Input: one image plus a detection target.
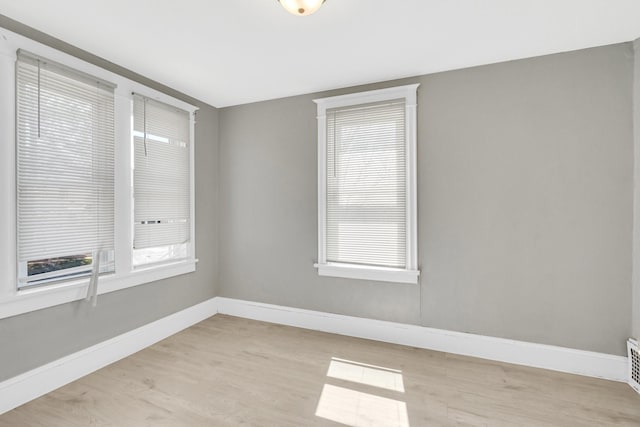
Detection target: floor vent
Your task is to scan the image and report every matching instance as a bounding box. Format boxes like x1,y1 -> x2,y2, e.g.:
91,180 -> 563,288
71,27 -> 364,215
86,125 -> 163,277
628,339 -> 640,394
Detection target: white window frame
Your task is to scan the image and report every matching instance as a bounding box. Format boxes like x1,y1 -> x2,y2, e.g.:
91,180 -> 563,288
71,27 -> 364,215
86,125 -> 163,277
313,84 -> 420,284
131,94 -> 195,268
0,28 -> 197,320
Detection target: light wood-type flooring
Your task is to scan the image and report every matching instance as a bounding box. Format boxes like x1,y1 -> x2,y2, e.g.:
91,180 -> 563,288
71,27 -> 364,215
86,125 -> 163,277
1,314 -> 639,426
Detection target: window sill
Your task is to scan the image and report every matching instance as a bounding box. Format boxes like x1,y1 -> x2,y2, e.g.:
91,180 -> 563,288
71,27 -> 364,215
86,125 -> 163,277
314,262 -> 419,284
0,259 -> 197,320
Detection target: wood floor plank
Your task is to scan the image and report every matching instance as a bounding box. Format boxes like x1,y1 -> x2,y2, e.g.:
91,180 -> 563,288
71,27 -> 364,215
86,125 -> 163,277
1,314 -> 639,426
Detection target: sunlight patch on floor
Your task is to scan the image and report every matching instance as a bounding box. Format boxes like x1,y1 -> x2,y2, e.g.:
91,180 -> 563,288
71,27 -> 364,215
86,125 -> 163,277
327,357 -> 405,392
315,384 -> 409,427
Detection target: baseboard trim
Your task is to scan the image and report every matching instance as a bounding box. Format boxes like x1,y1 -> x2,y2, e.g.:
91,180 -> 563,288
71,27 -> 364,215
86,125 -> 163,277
0,296 -> 628,416
216,297 -> 628,383
0,297 -> 218,415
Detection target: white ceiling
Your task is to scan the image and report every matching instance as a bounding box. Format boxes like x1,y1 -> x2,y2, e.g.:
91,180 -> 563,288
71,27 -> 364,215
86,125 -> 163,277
1,0 -> 639,108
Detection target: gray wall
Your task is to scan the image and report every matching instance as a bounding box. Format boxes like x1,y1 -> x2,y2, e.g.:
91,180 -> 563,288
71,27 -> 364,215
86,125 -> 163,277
219,43 -> 634,355
0,16 -> 219,381
0,15 -> 634,385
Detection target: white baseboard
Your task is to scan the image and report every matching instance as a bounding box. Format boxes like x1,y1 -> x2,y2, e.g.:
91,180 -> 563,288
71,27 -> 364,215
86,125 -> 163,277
0,296 -> 628,416
216,297 -> 628,383
0,297 -> 218,415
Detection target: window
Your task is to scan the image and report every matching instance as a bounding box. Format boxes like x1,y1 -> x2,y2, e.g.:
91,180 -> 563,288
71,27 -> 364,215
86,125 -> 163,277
132,95 -> 192,267
0,29 -> 197,319
314,85 -> 419,284
16,50 -> 116,289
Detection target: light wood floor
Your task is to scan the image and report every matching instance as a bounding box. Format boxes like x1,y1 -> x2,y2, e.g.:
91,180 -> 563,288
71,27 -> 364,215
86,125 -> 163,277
1,315 -> 639,426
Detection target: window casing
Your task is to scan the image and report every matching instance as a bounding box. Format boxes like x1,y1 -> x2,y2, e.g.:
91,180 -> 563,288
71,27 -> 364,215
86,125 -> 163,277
314,85 -> 419,284
0,28 -> 197,320
132,95 -> 191,267
16,50 -> 116,289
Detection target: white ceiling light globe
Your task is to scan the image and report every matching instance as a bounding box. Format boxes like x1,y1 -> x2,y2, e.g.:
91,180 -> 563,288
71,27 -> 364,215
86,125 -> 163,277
278,0 -> 326,16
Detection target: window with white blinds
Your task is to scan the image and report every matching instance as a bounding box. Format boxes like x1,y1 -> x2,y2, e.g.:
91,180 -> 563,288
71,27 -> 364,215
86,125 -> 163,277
133,95 -> 191,266
327,101 -> 406,268
16,50 -> 116,288
0,32 -> 198,318
315,85 -> 419,284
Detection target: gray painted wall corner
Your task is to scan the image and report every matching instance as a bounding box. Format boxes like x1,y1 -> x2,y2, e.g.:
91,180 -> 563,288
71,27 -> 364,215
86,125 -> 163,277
418,43 -> 633,356
218,43 -> 634,356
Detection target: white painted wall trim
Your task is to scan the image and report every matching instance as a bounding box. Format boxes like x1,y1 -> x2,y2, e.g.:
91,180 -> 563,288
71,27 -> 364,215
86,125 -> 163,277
315,262 -> 419,284
0,297 -> 218,415
216,297 -> 628,382
313,84 -> 420,284
0,296 -> 628,416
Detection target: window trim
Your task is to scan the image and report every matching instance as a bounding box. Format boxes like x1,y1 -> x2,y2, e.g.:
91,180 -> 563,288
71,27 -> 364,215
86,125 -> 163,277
313,84 -> 420,284
0,27 -> 197,320
130,94 -> 194,267
15,49 -> 118,287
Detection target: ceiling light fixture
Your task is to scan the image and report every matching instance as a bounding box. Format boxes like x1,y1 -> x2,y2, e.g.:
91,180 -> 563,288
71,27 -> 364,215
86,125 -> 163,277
278,0 -> 326,16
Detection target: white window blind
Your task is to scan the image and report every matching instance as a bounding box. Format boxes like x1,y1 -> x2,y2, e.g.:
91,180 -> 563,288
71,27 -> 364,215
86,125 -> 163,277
326,100 -> 407,268
16,50 -> 116,287
133,95 -> 190,265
